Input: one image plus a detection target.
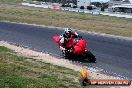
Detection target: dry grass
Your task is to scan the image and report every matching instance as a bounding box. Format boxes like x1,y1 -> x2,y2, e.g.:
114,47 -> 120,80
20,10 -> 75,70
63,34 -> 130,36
0,4 -> 132,37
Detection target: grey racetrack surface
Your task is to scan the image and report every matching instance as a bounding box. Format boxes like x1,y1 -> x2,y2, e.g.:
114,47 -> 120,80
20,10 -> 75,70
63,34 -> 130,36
0,22 -> 132,80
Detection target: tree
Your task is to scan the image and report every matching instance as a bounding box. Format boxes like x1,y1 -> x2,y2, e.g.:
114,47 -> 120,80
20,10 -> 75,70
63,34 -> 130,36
91,2 -> 102,7
72,0 -> 77,5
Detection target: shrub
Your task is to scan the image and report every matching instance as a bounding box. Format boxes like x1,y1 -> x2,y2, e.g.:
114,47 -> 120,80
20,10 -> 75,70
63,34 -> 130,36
61,4 -> 65,7
61,4 -> 71,7
80,6 -> 84,9
73,6 -> 77,8
87,6 -> 93,10
101,7 -> 105,11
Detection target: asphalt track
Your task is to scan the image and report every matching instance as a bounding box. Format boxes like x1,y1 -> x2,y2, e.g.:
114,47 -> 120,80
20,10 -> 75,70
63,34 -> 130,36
0,22 -> 132,80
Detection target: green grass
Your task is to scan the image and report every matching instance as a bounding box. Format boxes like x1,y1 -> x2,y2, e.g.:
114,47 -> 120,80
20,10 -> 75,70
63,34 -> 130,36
0,46 -> 85,88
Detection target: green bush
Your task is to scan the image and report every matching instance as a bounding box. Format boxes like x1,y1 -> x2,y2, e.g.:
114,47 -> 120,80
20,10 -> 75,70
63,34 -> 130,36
87,6 -> 93,10
80,6 -> 84,9
73,6 -> 77,8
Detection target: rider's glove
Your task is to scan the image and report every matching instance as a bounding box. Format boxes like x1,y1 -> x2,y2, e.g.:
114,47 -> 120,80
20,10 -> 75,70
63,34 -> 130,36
59,46 -> 66,51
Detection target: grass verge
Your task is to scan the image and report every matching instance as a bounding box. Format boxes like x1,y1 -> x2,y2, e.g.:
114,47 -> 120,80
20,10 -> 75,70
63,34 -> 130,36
0,46 -> 84,88
0,2 -> 132,37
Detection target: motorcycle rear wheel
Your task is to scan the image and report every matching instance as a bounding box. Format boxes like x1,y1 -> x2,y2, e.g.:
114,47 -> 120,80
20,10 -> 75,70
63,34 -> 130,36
85,51 -> 96,63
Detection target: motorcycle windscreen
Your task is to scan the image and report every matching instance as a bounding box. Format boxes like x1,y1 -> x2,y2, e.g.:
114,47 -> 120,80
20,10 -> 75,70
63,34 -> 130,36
73,39 -> 87,54
53,36 -> 60,44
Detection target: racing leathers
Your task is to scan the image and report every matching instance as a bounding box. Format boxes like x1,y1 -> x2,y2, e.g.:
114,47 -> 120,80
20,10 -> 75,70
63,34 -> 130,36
59,31 -> 79,51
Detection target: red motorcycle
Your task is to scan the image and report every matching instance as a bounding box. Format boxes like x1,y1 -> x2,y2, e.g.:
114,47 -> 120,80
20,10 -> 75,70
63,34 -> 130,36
53,36 -> 96,63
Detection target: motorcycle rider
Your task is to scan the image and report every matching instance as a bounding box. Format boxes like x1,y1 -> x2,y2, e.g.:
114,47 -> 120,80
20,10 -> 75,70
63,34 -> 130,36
59,28 -> 79,51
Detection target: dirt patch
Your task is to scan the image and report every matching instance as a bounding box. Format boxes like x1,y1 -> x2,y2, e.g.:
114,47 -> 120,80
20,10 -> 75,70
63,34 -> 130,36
0,41 -> 131,88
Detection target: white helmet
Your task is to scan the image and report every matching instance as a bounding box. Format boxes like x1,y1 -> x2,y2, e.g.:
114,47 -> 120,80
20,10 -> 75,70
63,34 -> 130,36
64,28 -> 72,38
